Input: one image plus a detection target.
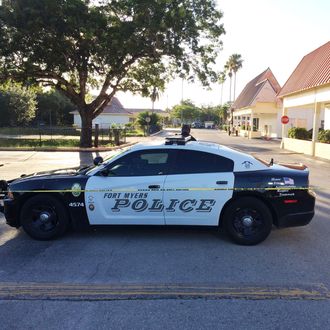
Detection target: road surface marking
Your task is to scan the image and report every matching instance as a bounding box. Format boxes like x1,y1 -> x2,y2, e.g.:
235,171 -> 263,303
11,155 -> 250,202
0,282 -> 328,301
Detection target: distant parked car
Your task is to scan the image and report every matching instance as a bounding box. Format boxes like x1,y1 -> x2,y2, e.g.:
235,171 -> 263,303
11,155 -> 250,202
205,121 -> 215,129
191,122 -> 204,129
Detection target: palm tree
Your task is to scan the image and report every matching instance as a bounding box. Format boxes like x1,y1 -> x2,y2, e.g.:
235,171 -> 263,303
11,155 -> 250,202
231,54 -> 243,101
224,54 -> 243,133
151,86 -> 160,112
225,54 -> 243,102
218,71 -> 226,106
224,60 -> 234,103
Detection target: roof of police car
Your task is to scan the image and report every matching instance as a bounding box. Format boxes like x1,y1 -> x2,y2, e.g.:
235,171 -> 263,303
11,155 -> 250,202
130,139 -> 255,160
85,139 -> 269,176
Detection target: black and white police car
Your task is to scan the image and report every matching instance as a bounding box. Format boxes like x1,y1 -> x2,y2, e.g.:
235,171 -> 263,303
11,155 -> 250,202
0,136 -> 315,245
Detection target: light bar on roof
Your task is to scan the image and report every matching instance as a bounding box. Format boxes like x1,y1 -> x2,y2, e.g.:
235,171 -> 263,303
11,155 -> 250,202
165,136 -> 191,145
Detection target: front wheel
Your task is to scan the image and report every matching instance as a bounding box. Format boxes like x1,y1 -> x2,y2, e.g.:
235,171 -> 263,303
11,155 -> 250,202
20,195 -> 69,240
223,197 -> 273,245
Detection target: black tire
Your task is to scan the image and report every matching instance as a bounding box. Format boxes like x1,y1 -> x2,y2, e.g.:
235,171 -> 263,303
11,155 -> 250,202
223,197 -> 273,245
20,194 -> 69,240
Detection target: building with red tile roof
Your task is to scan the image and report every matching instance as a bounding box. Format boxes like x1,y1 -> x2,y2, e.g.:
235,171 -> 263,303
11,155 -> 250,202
278,41 -> 330,160
232,68 -> 282,138
279,41 -> 330,98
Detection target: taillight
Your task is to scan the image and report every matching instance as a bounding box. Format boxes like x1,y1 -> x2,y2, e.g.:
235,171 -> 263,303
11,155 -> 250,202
284,199 -> 298,204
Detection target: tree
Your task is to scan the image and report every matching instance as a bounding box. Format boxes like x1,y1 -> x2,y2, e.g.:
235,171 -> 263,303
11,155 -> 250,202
136,111 -> 160,135
199,106 -> 220,124
0,81 -> 37,126
0,0 -> 225,147
218,71 -> 226,106
36,90 -> 76,126
171,100 -> 200,123
224,54 -> 243,129
230,54 -> 243,101
224,60 -> 234,103
218,103 -> 230,125
151,86 -> 160,111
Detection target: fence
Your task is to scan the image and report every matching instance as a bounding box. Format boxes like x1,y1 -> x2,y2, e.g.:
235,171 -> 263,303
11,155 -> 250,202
0,126 -> 128,147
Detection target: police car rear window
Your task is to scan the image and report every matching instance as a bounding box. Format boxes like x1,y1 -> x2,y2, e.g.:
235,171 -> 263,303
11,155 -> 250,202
141,153 -> 168,164
171,150 -> 234,174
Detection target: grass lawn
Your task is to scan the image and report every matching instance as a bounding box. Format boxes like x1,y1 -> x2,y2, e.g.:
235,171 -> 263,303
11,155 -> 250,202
0,127 -> 81,136
0,127 -> 145,137
125,131 -> 144,137
0,138 -> 115,148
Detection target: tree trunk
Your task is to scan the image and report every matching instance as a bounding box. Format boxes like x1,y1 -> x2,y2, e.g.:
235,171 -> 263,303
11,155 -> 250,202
234,73 -> 237,101
229,76 -> 232,103
220,83 -> 224,105
80,111 -> 93,148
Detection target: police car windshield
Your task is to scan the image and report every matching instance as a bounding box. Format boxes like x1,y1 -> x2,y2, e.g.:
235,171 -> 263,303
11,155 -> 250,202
103,148 -> 130,162
84,148 -> 129,174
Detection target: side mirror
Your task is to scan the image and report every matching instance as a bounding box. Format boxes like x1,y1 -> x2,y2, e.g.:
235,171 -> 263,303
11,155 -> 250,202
93,156 -> 104,166
100,168 -> 110,177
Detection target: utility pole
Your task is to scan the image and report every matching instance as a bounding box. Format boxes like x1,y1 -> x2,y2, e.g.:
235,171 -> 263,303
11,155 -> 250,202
181,78 -> 184,124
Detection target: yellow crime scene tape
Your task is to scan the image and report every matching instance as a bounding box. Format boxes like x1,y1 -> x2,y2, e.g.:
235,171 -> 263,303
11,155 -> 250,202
0,187 -> 320,194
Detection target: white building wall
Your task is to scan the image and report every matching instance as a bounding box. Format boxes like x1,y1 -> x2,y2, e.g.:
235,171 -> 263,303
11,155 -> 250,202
282,86 -> 330,108
276,108 -> 325,137
258,114 -> 278,137
325,106 -> 330,130
73,114 -> 130,128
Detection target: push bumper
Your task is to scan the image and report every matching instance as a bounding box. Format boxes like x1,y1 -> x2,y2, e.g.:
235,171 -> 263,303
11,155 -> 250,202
3,199 -> 20,228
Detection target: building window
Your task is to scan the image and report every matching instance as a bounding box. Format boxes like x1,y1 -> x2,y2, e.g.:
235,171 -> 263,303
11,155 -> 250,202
253,118 -> 259,130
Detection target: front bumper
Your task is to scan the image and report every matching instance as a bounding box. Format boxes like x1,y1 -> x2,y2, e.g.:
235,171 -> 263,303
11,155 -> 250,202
3,199 -> 20,228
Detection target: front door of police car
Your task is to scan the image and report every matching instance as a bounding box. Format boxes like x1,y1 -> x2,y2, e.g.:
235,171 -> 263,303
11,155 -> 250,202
85,150 -> 174,225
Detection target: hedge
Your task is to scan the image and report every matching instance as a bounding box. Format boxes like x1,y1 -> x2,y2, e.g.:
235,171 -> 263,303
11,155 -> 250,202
318,130 -> 330,144
288,127 -> 311,140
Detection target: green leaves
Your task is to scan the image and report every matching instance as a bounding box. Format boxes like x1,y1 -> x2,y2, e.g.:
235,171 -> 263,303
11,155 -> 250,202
0,0 -> 225,146
0,81 -> 37,126
171,100 -> 200,122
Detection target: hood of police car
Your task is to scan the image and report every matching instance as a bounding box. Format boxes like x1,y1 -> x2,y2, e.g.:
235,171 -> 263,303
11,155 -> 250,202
7,167 -> 88,185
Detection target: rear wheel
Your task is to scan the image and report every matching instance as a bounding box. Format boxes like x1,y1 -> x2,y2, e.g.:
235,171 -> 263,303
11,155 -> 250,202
20,195 -> 69,240
223,197 -> 273,245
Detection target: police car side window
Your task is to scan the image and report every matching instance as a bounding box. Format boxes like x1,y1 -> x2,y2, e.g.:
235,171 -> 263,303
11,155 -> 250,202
171,150 -> 234,174
105,150 -> 173,176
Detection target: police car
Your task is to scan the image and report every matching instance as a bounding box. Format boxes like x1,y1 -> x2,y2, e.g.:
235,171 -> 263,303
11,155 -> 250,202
0,136 -> 315,245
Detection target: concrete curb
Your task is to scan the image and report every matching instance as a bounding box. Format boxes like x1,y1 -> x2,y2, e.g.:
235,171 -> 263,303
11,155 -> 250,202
0,142 -> 137,152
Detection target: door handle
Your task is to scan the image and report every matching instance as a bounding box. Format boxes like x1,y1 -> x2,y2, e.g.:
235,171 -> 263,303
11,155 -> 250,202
216,181 -> 228,185
148,185 -> 160,189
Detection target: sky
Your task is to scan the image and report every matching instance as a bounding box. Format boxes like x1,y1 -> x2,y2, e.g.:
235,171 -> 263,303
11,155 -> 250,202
117,0 -> 330,110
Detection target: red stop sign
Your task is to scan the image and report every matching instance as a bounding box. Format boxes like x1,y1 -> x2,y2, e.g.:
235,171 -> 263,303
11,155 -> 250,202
281,115 -> 289,124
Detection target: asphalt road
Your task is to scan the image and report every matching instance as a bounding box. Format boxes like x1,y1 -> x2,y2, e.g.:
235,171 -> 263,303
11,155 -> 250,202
1,129 -> 330,329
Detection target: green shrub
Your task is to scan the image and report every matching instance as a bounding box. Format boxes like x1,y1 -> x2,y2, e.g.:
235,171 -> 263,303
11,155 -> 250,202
288,127 -> 310,140
318,130 -> 330,144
